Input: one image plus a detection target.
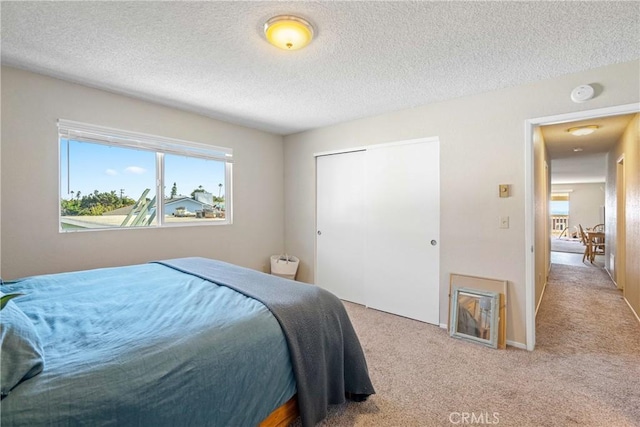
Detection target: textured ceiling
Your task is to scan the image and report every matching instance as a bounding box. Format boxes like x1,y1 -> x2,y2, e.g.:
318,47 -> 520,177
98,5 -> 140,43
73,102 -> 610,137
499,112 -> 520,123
1,1 -> 639,135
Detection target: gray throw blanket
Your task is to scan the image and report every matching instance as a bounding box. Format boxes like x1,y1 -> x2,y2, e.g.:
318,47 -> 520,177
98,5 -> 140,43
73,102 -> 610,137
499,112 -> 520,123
155,257 -> 375,427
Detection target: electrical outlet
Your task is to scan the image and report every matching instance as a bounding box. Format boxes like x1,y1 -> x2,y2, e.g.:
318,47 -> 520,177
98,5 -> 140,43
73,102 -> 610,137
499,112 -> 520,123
499,216 -> 509,229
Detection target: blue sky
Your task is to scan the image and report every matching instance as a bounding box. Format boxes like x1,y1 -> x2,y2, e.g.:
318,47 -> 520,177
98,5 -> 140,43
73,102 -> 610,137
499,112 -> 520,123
60,140 -> 226,201
550,201 -> 569,215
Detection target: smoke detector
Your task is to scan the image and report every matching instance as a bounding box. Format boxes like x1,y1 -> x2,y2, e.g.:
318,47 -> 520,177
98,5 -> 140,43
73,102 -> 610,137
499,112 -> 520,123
570,85 -> 595,103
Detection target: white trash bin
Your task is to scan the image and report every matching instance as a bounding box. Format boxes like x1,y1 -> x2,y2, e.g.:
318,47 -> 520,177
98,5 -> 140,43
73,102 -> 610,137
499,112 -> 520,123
270,254 -> 299,280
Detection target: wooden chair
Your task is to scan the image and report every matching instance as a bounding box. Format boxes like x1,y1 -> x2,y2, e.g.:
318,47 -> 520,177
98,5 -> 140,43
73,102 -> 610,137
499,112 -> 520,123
578,224 -> 592,263
590,240 -> 605,262
571,225 -> 580,239
577,224 -> 587,245
590,225 -> 605,262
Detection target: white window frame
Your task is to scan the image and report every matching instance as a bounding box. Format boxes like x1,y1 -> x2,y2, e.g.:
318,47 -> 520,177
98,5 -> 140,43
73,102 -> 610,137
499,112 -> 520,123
58,119 -> 233,232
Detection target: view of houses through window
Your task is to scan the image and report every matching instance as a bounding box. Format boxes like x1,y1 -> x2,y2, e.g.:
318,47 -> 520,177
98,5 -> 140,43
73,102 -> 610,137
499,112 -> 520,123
164,153 -> 227,224
59,123 -> 232,231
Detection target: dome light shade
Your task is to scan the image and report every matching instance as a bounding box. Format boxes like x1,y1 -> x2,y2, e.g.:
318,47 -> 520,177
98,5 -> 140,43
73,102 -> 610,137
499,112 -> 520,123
567,125 -> 599,136
264,15 -> 314,51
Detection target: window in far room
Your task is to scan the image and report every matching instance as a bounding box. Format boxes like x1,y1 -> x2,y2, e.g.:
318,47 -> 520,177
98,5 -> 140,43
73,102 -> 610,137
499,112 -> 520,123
550,192 -> 569,237
58,120 -> 233,232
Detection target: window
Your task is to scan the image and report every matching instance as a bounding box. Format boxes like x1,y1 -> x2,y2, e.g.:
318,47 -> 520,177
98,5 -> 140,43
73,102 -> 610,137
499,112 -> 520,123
550,192 -> 569,236
58,119 -> 232,232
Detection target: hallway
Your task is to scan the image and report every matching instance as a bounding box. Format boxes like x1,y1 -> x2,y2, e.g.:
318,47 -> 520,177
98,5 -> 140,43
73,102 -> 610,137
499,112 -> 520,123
539,252 -> 633,346
535,252 -> 640,423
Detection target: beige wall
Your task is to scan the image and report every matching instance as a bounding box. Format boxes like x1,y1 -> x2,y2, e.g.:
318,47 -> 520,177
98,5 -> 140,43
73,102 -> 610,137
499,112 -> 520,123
552,183 -> 605,231
283,60 -> 640,346
1,67 -> 285,279
533,128 -> 550,313
605,113 -> 640,317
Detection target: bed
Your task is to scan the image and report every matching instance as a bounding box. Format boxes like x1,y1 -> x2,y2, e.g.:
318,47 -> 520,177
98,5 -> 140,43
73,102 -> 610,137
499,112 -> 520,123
0,257 -> 374,426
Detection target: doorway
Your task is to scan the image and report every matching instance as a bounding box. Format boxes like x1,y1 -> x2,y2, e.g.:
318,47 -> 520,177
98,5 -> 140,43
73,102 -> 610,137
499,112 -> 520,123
524,103 -> 639,350
616,155 -> 626,290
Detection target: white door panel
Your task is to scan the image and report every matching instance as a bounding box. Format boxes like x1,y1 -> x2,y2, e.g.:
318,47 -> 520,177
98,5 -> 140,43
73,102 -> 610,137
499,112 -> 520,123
316,151 -> 365,304
364,141 -> 440,324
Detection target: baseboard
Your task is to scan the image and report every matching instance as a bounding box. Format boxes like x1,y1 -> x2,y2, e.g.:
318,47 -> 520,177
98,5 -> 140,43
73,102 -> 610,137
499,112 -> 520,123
535,279 -> 548,317
506,340 -> 527,350
604,267 -> 619,287
624,297 -> 640,324
439,323 -> 448,330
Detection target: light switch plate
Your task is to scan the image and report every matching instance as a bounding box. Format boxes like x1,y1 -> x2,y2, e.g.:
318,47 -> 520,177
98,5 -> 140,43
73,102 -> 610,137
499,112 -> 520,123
500,216 -> 509,229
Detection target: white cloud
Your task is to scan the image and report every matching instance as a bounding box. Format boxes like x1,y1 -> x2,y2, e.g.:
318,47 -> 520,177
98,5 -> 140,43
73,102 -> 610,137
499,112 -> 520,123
124,166 -> 146,175
105,169 -> 118,176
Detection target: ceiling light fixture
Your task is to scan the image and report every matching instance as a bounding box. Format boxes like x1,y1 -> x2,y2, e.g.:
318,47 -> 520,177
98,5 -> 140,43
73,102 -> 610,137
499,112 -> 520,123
567,125 -> 599,136
573,147 -> 584,152
264,15 -> 314,51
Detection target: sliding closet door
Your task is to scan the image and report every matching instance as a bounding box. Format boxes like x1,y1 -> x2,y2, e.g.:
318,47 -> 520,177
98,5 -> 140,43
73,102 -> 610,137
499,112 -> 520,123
364,140 -> 440,324
315,151 -> 366,304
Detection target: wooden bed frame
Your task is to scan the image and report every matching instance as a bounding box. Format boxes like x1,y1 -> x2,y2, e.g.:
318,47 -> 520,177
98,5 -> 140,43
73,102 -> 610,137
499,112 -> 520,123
260,395 -> 299,427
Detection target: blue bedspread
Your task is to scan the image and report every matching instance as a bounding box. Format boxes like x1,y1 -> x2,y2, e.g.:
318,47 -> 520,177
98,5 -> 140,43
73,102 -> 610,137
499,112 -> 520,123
0,263 -> 296,426
158,257 -> 375,427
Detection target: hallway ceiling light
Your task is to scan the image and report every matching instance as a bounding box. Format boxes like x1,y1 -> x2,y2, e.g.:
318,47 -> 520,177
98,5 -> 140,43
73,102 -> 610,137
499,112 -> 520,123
264,15 -> 314,51
573,147 -> 584,152
567,125 -> 599,136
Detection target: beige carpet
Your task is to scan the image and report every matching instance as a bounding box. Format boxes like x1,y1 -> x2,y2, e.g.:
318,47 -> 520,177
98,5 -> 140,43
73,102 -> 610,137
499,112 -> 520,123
550,237 -> 585,254
551,251 -> 605,269
297,264 -> 640,426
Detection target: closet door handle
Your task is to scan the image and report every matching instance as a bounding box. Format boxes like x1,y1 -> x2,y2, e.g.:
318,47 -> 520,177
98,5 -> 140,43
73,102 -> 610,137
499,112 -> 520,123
430,240 -> 437,246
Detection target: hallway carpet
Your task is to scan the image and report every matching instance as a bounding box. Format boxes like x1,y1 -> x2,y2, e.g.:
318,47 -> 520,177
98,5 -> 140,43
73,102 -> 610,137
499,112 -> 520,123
551,251 -> 604,268
298,264 -> 640,426
550,237 -> 585,254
